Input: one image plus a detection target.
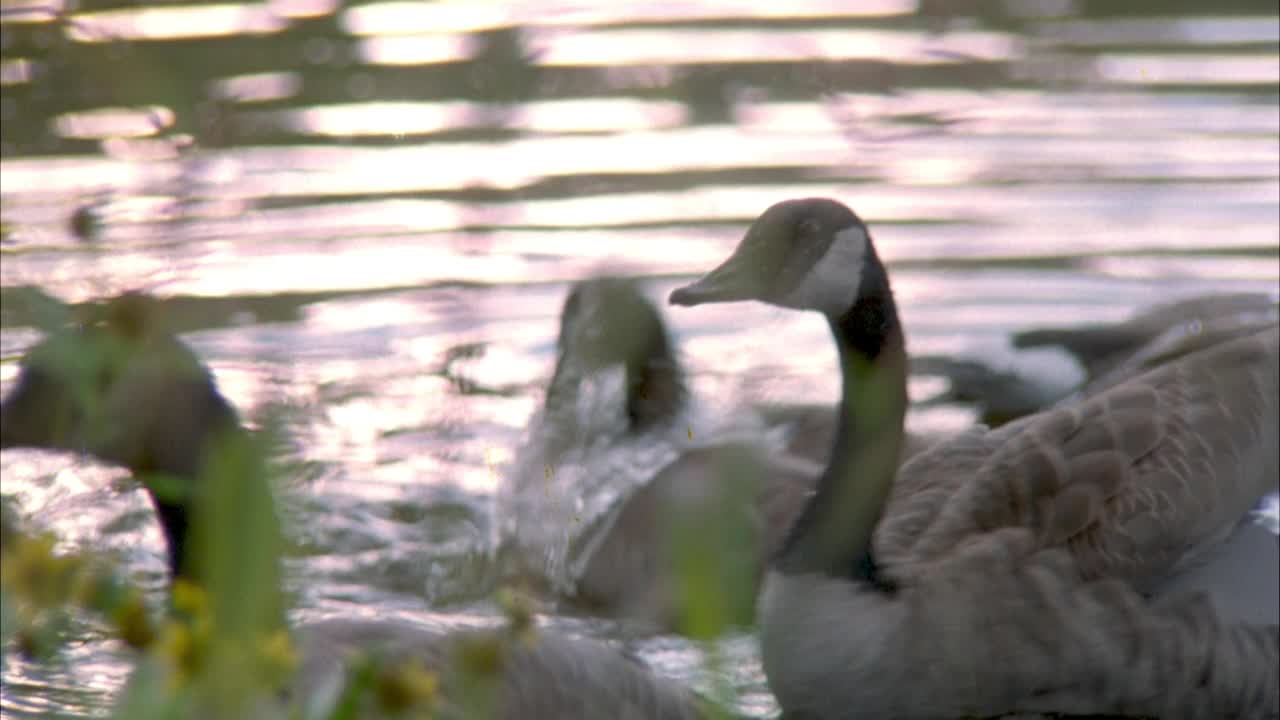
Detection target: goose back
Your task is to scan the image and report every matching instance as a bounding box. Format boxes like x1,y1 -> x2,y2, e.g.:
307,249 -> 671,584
673,197 -> 1279,719
879,324 -> 1279,591
572,443 -> 820,629
498,277 -> 703,600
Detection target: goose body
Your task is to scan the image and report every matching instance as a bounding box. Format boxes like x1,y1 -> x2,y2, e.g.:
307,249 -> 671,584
670,199 -> 1279,718
882,326 -> 1279,591
0,293 -> 711,720
291,618 -> 708,720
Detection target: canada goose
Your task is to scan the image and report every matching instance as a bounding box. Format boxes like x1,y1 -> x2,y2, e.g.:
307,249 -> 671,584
0,292 -> 713,720
670,198 -> 1279,718
500,275 -> 820,631
915,291 -> 1279,426
1017,291 -> 1279,382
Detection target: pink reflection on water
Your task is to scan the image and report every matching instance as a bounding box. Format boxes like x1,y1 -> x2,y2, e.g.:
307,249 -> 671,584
68,3 -> 288,42
53,107 -> 173,140
0,58 -> 36,86
211,72 -> 303,103
342,0 -> 916,36
1096,53 -> 1280,86
358,34 -> 471,65
530,28 -> 1017,66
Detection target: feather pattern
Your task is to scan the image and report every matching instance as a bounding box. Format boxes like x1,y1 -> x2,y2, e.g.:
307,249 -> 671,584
880,325 -> 1279,590
671,197 -> 1280,719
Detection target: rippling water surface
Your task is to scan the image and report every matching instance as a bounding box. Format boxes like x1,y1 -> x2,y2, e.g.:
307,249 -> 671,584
2,1 -> 1278,717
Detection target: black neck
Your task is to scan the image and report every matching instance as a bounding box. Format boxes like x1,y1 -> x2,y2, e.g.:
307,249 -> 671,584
151,496 -> 192,580
623,331 -> 686,430
140,395 -> 287,636
546,328 -> 686,432
773,262 -> 907,587
129,381 -> 244,582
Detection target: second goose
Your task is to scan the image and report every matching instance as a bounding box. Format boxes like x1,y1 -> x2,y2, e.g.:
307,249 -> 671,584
670,198 -> 1278,719
499,275 -> 819,632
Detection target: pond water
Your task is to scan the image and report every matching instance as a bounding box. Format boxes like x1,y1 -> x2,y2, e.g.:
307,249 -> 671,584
1,1 -> 1277,717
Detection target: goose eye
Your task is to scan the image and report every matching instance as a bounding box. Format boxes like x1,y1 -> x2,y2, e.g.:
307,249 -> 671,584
797,218 -> 820,237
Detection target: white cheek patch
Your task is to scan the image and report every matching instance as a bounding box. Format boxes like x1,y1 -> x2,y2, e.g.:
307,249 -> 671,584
779,224 -> 868,315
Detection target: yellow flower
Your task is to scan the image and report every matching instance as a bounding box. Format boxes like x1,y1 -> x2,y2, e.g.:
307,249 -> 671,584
155,620 -> 201,684
256,629 -> 298,686
170,579 -> 207,618
69,564 -> 103,609
456,634 -> 504,678
376,657 -> 439,713
114,593 -> 156,650
495,587 -> 537,646
1,532 -> 80,608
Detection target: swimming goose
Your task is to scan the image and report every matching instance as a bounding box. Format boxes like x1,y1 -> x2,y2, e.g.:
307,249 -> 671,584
0,292 -> 712,720
915,291 -> 1279,426
501,275 -> 820,632
1017,291 -> 1279,382
670,198 -> 1278,718
1025,294 -> 1280,426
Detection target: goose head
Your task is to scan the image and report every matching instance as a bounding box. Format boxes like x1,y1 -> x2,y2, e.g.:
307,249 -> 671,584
669,198 -> 906,582
670,198 -> 881,320
549,276 -> 685,430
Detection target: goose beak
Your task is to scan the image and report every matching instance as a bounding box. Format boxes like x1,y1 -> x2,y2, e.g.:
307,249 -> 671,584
669,257 -> 759,307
